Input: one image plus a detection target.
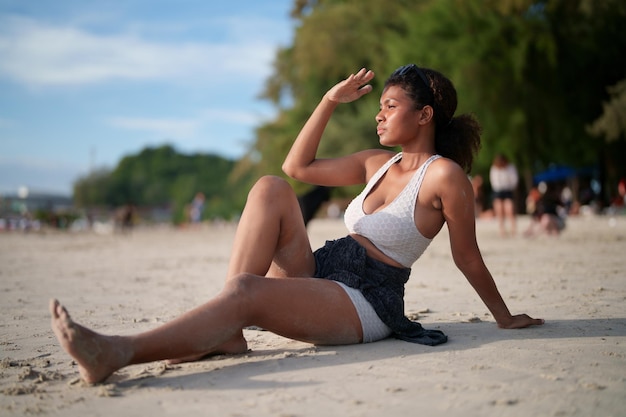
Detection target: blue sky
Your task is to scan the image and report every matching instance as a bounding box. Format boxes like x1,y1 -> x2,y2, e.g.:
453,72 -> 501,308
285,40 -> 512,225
0,0 -> 295,196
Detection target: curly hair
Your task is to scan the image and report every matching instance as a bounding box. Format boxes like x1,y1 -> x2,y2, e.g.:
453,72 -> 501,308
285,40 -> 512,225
384,65 -> 481,173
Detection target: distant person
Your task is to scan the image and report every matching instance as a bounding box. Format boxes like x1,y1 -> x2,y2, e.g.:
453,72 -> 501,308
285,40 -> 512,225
524,183 -> 566,237
114,204 -> 135,233
611,178 -> 626,208
490,154 -> 519,237
560,185 -> 574,214
606,178 -> 626,216
50,65 -> 542,385
525,186 -> 542,215
189,192 -> 205,224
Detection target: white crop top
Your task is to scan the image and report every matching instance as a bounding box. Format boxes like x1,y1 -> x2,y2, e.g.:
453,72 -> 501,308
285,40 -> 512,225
344,153 -> 441,268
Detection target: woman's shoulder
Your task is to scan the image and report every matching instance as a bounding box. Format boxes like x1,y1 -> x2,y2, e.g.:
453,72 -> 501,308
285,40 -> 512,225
427,156 -> 471,187
359,149 -> 397,171
361,149 -> 396,160
431,155 -> 466,174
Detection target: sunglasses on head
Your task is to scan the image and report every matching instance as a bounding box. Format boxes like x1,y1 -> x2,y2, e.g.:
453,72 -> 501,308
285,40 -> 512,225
394,64 -> 430,89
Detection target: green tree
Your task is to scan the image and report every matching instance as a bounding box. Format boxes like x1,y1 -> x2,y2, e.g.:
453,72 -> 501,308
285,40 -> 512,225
73,168 -> 113,208
73,145 -> 239,223
588,80 -> 626,143
250,0 -> 626,204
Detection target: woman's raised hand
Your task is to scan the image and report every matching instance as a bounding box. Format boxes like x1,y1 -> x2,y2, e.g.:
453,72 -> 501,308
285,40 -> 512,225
325,68 -> 375,104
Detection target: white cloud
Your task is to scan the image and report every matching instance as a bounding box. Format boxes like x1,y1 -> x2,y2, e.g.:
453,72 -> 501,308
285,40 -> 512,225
0,15 -> 279,87
106,107 -> 269,141
107,116 -> 200,139
198,108 -> 268,125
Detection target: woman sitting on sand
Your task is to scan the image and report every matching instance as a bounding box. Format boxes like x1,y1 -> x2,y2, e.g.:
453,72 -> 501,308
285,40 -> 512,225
51,65 -> 544,384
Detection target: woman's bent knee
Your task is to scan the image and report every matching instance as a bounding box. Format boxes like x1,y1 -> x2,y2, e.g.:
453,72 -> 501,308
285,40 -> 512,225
223,273 -> 256,297
247,176 -> 295,204
222,273 -> 272,324
223,273 -> 272,306
252,175 -> 291,194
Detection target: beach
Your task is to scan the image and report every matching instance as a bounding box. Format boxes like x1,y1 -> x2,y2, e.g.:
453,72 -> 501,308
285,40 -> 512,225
1,214 -> 625,416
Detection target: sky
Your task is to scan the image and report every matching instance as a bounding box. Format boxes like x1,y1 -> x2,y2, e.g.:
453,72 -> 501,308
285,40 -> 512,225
0,0 -> 295,196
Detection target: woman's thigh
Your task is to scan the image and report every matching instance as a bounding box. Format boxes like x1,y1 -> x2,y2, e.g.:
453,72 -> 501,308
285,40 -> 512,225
253,176 -> 315,277
233,274 -> 363,345
229,176 -> 316,279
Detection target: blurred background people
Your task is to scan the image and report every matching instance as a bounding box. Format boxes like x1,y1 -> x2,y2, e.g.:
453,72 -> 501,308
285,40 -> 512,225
524,182 -> 566,237
188,192 -> 205,225
489,154 -> 519,237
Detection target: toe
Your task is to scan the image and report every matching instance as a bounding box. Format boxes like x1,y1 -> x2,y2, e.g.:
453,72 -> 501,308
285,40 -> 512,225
50,299 -> 60,318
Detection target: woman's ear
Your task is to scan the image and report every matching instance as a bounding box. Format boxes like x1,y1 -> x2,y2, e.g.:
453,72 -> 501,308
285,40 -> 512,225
419,105 -> 434,124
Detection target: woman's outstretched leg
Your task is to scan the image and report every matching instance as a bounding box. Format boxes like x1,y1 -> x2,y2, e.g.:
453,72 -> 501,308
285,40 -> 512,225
51,272 -> 361,384
50,277 -> 251,383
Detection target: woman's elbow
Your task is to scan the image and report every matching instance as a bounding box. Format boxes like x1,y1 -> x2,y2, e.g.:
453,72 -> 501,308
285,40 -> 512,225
282,162 -> 300,179
281,162 -> 291,176
452,250 -> 483,273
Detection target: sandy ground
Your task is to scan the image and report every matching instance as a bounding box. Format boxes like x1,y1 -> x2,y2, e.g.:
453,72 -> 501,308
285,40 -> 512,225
0,214 -> 625,417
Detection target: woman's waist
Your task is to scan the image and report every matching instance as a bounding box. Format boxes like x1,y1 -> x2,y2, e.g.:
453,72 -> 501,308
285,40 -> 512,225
349,233 -> 406,269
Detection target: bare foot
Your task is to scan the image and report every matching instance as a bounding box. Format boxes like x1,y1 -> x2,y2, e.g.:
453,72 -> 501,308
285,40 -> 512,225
49,299 -> 132,384
166,333 -> 248,364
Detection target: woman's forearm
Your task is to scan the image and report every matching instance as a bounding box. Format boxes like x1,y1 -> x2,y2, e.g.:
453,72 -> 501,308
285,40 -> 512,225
282,94 -> 339,179
457,258 -> 513,325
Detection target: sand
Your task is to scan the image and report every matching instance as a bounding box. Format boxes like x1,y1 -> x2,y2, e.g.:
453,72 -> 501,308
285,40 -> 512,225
0,215 -> 625,416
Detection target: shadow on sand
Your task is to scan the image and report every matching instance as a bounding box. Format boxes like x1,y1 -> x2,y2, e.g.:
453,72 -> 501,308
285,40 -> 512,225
109,317 -> 625,392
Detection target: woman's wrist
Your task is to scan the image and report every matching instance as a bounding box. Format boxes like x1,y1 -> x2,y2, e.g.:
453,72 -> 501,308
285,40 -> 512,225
323,92 -> 341,105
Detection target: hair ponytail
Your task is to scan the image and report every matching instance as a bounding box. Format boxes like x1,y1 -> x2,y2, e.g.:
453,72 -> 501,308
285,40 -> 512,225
426,69 -> 481,174
434,113 -> 481,173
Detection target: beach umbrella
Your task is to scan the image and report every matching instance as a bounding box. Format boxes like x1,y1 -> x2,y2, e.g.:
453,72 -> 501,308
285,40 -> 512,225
533,165 -> 577,183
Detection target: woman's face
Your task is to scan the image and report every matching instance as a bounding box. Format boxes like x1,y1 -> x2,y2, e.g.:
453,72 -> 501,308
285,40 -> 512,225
375,85 -> 424,147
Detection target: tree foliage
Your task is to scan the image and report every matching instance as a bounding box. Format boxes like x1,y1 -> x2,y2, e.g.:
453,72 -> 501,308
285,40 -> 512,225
247,0 -> 626,200
73,1 -> 626,217
73,145 -> 240,223
588,80 -> 626,143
